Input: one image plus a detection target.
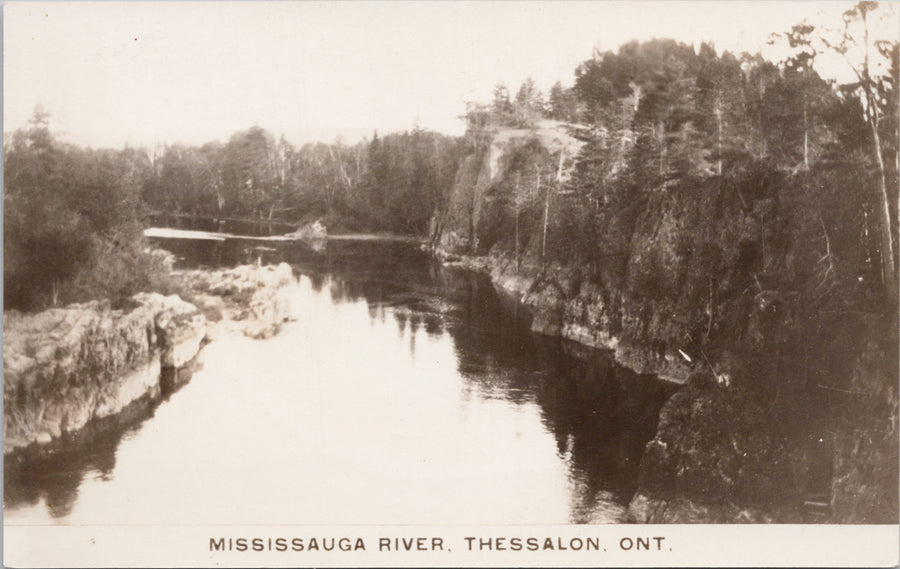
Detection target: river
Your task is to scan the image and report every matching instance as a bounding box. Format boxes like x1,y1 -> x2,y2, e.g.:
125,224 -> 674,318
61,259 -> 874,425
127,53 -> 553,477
3,235 -> 675,525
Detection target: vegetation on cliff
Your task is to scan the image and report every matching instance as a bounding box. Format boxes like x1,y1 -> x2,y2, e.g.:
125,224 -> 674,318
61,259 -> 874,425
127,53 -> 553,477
439,2 -> 898,522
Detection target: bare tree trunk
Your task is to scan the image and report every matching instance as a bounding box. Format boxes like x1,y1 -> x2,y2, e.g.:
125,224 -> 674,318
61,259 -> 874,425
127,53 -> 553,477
542,188 -> 550,260
657,121 -> 667,176
803,99 -> 809,169
870,118 -> 897,299
860,7 -> 897,300
758,76 -> 767,158
716,97 -> 723,176
542,150 -> 565,261
515,207 -> 520,272
515,174 -> 521,272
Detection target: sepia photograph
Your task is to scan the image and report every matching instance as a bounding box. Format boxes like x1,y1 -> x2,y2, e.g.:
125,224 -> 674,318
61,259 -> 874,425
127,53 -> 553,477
3,1 -> 899,566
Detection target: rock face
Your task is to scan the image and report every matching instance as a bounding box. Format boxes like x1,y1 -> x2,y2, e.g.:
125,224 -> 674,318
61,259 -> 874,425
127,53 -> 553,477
3,262 -> 298,456
3,294 -> 205,454
626,383 -> 800,523
436,122 -> 899,523
628,314 -> 899,523
438,122 -> 697,383
484,256 -> 694,384
439,121 -> 584,254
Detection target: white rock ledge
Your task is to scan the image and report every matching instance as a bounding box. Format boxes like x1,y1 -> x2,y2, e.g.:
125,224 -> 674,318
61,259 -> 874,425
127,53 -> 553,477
3,262 -> 297,455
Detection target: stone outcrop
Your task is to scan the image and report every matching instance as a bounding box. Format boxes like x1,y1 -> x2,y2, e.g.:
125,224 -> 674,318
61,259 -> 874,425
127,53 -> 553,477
3,294 -> 205,454
3,261 -> 298,456
437,122 -> 699,383
179,262 -> 295,339
482,256 -> 694,384
435,121 -> 899,523
627,312 -> 898,523
626,382 -> 800,523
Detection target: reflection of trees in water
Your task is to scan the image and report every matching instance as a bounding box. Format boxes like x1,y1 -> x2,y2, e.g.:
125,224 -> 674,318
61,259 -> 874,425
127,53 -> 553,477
4,368 -> 196,519
135,237 -> 677,522
5,404 -> 135,517
433,266 -> 677,522
539,345 -> 676,521
325,246 -> 677,521
307,273 -> 325,293
317,247 -> 676,516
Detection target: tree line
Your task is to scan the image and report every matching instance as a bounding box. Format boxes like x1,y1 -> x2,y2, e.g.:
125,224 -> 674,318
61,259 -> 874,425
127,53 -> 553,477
4,1 -> 897,314
460,2 -> 897,307
4,112 -> 463,309
140,126 -> 462,234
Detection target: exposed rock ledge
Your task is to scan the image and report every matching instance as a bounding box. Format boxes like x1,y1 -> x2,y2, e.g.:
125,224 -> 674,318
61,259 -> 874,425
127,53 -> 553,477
3,262 -> 295,455
439,251 -> 693,384
178,262 -> 295,340
439,250 -> 898,523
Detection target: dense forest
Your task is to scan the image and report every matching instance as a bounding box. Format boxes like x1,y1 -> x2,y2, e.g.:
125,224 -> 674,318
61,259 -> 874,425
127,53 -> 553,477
3,116 -> 463,309
432,2 -> 898,521
446,3 -> 898,329
4,1 -> 898,318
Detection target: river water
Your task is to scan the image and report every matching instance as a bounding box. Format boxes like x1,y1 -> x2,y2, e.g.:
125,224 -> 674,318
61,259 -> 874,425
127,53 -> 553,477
4,236 -> 675,525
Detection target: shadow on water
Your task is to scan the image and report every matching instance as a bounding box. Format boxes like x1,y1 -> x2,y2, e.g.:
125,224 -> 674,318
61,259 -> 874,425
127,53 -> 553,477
427,268 -> 677,522
3,364 -> 198,518
12,235 -> 677,523
237,236 -> 678,522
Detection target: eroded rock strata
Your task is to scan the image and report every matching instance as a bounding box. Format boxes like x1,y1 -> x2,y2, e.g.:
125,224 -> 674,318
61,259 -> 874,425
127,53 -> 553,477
435,122 -> 899,522
3,262 -> 296,456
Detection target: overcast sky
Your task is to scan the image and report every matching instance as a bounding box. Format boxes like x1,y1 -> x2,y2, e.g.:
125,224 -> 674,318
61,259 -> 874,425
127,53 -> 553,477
2,1 -> 888,149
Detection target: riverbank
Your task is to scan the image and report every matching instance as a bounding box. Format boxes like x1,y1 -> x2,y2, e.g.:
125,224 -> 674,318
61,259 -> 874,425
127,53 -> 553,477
435,246 -> 899,523
436,249 -> 694,383
428,112 -> 900,524
2,262 -> 296,457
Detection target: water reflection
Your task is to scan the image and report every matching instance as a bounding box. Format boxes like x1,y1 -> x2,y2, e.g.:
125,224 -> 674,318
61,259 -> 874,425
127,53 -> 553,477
260,238 -> 676,522
4,365 -> 197,520
6,236 -> 675,524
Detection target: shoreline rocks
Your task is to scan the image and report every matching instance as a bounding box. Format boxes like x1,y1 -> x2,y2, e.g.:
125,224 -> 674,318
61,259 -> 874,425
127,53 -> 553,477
178,262 -> 295,340
440,250 -> 695,384
437,248 -> 898,524
3,294 -> 206,455
3,262 -> 297,456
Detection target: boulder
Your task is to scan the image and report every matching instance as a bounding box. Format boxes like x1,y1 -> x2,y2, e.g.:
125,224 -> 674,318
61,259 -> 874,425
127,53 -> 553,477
180,262 -> 296,339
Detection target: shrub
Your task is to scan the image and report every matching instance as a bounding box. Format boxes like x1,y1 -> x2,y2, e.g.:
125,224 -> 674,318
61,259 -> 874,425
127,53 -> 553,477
3,195 -> 92,310
59,223 -> 179,308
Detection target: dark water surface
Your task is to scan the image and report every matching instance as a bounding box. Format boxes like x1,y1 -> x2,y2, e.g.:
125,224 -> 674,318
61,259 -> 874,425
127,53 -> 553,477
4,235 -> 675,525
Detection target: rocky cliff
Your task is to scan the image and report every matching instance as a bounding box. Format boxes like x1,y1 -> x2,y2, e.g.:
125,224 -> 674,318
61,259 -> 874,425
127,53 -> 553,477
628,311 -> 898,523
3,293 -> 205,454
3,262 -> 296,456
436,122 -> 899,523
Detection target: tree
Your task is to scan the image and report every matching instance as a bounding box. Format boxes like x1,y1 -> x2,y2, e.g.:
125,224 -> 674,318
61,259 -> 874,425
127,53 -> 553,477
547,81 -> 578,122
221,126 -> 279,217
490,83 -> 516,126
514,77 -> 544,126
814,1 -> 899,299
740,54 -> 783,159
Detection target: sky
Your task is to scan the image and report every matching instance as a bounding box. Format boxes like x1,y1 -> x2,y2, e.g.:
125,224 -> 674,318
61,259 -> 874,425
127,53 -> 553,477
2,1 -> 894,149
